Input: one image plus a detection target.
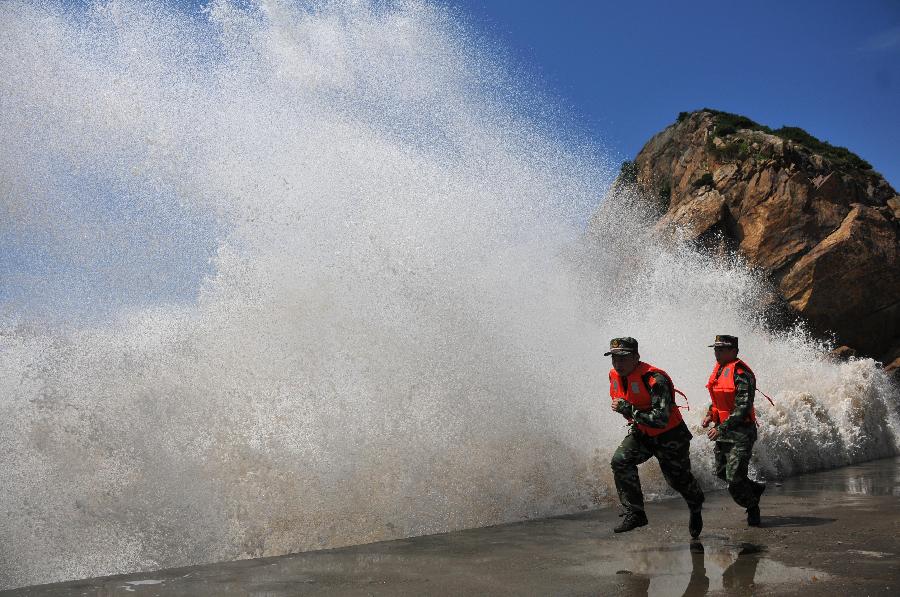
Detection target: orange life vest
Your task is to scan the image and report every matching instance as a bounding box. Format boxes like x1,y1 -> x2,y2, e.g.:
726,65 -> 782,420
706,359 -> 756,425
609,361 -> 683,436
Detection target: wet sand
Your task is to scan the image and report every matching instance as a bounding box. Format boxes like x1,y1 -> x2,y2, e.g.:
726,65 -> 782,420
4,457 -> 899,596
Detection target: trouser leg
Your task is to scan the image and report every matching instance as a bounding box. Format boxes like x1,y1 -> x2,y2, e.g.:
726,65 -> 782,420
714,441 -> 729,482
611,431 -> 653,514
656,432 -> 705,512
721,435 -> 760,508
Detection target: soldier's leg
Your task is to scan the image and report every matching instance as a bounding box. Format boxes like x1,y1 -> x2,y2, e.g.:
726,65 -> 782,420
655,429 -> 705,512
610,431 -> 653,514
724,435 -> 760,509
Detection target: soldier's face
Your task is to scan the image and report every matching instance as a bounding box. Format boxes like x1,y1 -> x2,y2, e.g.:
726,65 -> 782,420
714,346 -> 738,365
612,353 -> 639,377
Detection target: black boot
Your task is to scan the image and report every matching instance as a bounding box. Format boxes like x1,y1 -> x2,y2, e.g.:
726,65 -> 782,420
689,509 -> 703,538
747,505 -> 761,527
614,511 -> 648,533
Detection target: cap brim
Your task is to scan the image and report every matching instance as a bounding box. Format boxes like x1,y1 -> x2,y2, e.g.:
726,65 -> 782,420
604,349 -> 636,356
708,343 -> 734,347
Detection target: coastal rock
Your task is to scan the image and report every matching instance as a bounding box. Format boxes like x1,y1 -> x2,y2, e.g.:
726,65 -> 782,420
654,189 -> 725,239
615,110 -> 900,359
882,341 -> 900,376
888,196 -> 900,220
830,346 -> 858,360
886,357 -> 900,374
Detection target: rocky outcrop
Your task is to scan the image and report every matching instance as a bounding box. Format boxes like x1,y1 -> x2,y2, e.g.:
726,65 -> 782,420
617,109 -> 899,360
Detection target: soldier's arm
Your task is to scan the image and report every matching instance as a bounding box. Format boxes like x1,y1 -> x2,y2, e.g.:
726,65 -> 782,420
629,372 -> 674,429
718,369 -> 756,432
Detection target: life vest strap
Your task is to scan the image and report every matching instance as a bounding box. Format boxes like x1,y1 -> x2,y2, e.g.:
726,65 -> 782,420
674,388 -> 690,411
756,387 -> 775,406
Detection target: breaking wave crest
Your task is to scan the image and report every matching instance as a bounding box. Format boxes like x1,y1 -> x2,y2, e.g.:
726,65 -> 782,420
1,0 -> 897,588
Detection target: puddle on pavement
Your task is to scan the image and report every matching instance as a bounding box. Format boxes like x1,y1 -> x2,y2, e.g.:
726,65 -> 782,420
846,550 -> 893,558
785,458 -> 900,497
122,580 -> 165,592
567,539 -> 830,596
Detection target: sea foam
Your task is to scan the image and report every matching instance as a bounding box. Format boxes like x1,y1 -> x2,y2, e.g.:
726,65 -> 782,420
1,0 -> 897,588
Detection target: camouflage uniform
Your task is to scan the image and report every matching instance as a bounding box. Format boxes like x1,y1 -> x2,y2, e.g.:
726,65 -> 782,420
611,371 -> 705,515
708,366 -> 765,508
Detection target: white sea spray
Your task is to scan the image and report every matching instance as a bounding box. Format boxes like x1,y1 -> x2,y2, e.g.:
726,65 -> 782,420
0,0 -> 897,588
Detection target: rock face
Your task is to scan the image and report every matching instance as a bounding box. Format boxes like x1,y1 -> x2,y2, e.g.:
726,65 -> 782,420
621,109 -> 899,359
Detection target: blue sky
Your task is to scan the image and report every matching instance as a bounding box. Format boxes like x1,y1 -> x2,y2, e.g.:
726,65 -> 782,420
448,0 -> 899,188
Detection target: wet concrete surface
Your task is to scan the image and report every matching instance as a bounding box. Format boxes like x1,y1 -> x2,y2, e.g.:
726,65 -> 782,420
4,457 -> 899,596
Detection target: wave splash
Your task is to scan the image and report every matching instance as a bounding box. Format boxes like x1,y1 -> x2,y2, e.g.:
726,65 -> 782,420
1,0 -> 897,588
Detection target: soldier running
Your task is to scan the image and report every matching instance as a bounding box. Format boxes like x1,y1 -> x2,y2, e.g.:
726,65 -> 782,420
607,337 -> 705,536
701,335 -> 766,526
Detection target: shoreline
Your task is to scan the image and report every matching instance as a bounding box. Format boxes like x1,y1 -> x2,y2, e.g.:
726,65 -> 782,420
4,457 -> 899,596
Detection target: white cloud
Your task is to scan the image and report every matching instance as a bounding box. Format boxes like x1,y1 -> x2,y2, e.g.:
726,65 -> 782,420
860,25 -> 900,51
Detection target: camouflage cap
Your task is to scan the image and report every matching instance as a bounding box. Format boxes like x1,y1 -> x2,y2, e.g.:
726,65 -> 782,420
604,337 -> 639,356
708,334 -> 739,348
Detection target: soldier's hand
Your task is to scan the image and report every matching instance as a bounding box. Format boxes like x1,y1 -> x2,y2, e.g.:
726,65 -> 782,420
706,426 -> 719,440
701,413 -> 713,428
611,399 -> 631,418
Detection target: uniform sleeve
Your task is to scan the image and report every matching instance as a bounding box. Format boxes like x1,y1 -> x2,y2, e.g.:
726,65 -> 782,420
718,368 -> 756,432
630,372 -> 674,429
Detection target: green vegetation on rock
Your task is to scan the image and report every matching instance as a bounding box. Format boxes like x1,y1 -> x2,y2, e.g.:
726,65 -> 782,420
773,126 -> 872,170
712,139 -> 751,161
705,109 -> 762,137
685,108 -> 872,171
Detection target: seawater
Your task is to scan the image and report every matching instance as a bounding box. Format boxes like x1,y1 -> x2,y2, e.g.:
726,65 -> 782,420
1,0 -> 898,589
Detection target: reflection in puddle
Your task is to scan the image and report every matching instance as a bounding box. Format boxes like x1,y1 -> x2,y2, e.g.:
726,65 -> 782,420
786,460 -> 900,497
682,542 -> 709,596
845,474 -> 900,496
572,539 -> 829,596
846,550 -> 892,558
121,579 -> 165,593
720,543 -> 762,596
